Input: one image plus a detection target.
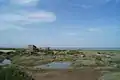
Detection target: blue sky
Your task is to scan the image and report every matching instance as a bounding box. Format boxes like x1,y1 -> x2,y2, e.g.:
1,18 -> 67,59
0,0 -> 119,48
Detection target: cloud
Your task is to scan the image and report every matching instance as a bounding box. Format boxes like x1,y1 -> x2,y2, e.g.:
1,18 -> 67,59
88,28 -> 102,32
0,10 -> 56,24
0,10 -> 56,30
0,27 -> 25,31
11,0 -> 40,6
80,4 -> 93,9
116,0 -> 120,2
70,3 -> 93,9
66,32 -> 78,36
25,11 -> 56,23
70,0 -> 114,7
105,0 -> 112,2
105,0 -> 118,3
0,0 -> 56,30
0,23 -> 25,31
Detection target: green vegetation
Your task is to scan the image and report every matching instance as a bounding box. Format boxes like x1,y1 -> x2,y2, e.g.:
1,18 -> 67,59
0,65 -> 34,80
0,47 -> 120,80
101,72 -> 120,80
8,49 -> 120,69
0,48 -> 25,50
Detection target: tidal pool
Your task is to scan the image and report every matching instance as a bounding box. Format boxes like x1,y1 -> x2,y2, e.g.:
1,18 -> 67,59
35,62 -> 72,69
0,59 -> 11,66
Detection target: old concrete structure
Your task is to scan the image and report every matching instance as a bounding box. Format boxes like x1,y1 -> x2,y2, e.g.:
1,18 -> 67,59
28,45 -> 38,52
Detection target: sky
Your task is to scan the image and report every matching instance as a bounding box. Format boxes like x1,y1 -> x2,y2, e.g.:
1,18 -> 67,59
0,0 -> 119,48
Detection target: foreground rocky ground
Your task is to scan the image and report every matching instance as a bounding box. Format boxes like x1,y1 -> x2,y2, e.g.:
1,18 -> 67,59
1,50 -> 120,80
32,69 -> 101,80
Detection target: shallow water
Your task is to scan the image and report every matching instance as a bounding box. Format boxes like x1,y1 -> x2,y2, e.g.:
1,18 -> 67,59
35,62 -> 72,69
0,59 -> 11,66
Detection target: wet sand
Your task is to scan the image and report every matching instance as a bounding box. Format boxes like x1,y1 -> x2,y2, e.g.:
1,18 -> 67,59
32,68 -> 101,80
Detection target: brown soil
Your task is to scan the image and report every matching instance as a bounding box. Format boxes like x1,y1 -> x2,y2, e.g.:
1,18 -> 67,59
32,68 -> 101,80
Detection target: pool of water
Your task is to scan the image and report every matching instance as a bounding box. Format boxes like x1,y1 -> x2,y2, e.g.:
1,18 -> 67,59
35,62 -> 72,69
0,59 -> 11,66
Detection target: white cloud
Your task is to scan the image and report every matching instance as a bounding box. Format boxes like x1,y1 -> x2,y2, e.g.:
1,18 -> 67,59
26,11 -> 56,23
70,3 -> 93,9
0,11 -> 56,24
88,28 -> 102,32
0,0 -> 56,31
80,4 -> 93,9
11,0 -> 39,6
66,32 -> 77,36
105,0 -> 117,3
105,0 -> 111,2
0,23 -> 25,31
116,0 -> 120,2
0,10 -> 56,30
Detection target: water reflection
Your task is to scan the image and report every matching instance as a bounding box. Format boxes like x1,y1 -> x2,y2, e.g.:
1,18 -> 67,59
0,59 -> 11,66
35,62 -> 72,69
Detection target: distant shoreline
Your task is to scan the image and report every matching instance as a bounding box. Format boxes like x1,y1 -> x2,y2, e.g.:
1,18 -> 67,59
51,47 -> 120,50
0,47 -> 120,50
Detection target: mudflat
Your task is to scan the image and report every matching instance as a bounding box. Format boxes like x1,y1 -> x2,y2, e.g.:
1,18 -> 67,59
33,69 -> 101,80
